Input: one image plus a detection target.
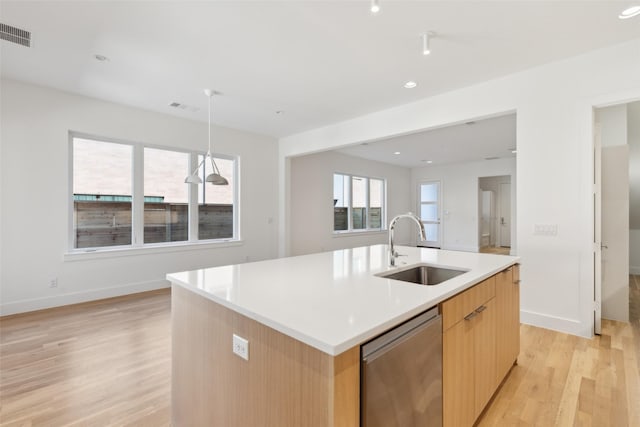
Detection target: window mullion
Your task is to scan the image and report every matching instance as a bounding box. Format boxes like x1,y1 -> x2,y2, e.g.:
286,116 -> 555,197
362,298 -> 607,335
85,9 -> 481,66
188,153 -> 199,242
132,144 -> 144,246
348,175 -> 353,231
365,178 -> 370,230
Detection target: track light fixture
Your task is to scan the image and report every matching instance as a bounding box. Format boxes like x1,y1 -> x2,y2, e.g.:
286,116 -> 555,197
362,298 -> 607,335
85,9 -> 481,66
422,32 -> 436,55
371,0 -> 380,14
619,5 -> 640,19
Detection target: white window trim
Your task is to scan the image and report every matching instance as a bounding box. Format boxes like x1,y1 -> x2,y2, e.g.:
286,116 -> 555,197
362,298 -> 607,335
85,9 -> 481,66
63,239 -> 244,262
332,172 -> 387,234
68,131 -> 240,256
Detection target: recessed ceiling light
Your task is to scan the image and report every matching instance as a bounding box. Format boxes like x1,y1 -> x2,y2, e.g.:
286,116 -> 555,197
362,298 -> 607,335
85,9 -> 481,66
404,81 -> 417,89
619,5 -> 640,19
426,160 -> 433,164
94,54 -> 109,62
511,150 -> 517,154
394,151 -> 401,155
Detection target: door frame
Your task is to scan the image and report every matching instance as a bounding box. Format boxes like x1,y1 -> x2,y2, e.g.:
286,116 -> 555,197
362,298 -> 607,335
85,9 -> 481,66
593,122 -> 602,335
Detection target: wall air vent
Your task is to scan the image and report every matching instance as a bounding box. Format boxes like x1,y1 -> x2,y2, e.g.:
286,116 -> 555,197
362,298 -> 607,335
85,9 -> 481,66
0,23 -> 31,47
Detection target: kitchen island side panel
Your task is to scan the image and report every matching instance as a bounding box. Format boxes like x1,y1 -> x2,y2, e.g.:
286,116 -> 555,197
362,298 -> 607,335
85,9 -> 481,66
171,285 -> 360,427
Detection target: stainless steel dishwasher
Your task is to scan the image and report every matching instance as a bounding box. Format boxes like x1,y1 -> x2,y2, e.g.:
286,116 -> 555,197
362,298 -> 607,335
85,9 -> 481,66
361,307 -> 442,427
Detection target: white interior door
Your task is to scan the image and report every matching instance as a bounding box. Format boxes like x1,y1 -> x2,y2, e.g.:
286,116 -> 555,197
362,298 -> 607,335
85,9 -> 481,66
418,181 -> 441,248
499,183 -> 511,247
594,124 -> 602,335
601,145 -> 630,322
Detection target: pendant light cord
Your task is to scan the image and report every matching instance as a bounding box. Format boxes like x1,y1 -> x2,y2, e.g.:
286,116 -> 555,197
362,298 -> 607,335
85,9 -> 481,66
208,92 -> 221,175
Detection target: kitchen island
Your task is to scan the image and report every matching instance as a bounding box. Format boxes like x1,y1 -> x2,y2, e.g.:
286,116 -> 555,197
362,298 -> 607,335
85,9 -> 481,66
167,244 -> 519,426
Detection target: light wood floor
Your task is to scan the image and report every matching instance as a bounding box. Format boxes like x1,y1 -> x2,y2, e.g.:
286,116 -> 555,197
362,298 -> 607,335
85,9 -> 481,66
480,246 -> 511,256
1,284 -> 639,427
0,290 -> 171,426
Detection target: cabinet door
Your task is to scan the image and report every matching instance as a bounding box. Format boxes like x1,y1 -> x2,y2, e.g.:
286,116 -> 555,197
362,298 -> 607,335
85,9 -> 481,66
495,266 -> 520,384
474,298 -> 497,419
443,318 -> 475,427
511,264 -> 520,361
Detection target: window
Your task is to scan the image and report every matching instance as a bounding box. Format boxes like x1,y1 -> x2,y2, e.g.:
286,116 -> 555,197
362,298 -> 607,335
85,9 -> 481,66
198,155 -> 235,240
71,135 -> 238,251
73,139 -> 133,248
144,147 -> 189,244
333,173 -> 385,233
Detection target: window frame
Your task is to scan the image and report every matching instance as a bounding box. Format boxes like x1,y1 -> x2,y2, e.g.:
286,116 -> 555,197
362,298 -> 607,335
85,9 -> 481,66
67,131 -> 240,255
332,172 -> 386,235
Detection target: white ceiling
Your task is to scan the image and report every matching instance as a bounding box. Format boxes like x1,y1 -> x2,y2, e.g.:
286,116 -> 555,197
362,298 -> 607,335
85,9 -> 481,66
338,112 -> 517,167
1,1 -> 639,139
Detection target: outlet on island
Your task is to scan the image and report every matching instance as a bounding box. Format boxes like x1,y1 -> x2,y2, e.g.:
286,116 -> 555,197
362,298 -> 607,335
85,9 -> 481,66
232,334 -> 249,360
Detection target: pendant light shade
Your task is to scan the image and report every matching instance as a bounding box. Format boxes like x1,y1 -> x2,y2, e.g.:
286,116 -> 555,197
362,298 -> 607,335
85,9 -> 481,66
184,89 -> 229,186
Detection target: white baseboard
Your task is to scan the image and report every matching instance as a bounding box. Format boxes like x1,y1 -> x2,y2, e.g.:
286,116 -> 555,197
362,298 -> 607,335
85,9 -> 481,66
520,309 -> 589,338
0,279 -> 170,316
630,266 -> 640,275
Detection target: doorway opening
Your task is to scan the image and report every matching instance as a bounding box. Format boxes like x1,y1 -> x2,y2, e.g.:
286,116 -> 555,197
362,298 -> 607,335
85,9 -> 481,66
478,175 -> 511,255
594,100 -> 640,335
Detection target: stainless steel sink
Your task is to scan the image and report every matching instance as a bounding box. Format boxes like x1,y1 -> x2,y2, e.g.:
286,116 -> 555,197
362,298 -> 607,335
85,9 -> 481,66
377,265 -> 467,286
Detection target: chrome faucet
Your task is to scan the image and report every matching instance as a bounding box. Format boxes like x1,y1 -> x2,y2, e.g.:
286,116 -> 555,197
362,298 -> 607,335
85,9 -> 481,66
389,212 -> 427,266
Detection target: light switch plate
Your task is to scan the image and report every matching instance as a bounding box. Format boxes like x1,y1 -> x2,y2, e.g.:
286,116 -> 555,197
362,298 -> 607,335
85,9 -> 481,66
534,224 -> 558,236
232,334 -> 249,360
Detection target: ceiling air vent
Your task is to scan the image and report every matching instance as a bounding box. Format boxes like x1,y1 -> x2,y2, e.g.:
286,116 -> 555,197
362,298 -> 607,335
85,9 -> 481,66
168,102 -> 199,113
0,23 -> 31,47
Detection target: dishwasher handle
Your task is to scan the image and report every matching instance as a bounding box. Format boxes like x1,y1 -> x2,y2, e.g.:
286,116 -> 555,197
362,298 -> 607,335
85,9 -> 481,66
362,307 -> 440,363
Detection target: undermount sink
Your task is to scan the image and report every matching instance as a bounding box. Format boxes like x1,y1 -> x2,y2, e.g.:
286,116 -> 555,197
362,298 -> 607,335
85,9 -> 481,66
377,264 -> 468,286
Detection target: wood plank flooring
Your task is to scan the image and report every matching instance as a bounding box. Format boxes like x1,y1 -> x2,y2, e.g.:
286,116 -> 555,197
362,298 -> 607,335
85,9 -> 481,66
0,290 -> 171,427
1,283 -> 639,427
480,246 -> 511,256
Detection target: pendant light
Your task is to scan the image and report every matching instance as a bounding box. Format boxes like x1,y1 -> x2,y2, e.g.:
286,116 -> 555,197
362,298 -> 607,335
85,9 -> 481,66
184,89 -> 229,186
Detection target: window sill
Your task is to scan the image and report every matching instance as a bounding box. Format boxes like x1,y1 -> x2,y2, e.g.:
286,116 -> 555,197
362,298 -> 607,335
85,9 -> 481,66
64,239 -> 243,262
332,229 -> 387,238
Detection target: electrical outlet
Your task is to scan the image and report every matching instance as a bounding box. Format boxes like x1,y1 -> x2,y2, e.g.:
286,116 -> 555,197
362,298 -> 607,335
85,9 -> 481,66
49,278 -> 58,288
232,334 -> 249,361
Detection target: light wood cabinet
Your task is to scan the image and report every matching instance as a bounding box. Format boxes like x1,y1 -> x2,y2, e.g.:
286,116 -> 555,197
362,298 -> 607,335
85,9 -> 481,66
495,265 -> 520,383
442,265 -> 520,427
172,286 -> 360,427
442,276 -> 497,427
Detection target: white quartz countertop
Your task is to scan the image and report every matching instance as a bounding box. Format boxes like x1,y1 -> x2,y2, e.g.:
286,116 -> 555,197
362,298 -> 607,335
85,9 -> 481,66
167,244 -> 519,356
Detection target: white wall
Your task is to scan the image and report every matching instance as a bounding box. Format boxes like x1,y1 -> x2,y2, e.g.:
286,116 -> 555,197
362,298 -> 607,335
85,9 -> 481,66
412,159 -> 516,253
628,102 -> 640,274
290,151 -> 411,255
0,79 -> 279,315
279,38 -> 640,338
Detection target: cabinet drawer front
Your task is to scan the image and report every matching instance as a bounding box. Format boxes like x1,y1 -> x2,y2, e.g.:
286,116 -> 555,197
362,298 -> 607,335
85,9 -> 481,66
441,276 -> 496,331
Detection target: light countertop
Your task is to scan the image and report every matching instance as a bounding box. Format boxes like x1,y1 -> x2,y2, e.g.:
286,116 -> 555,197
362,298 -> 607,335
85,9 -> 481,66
167,244 -> 519,356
